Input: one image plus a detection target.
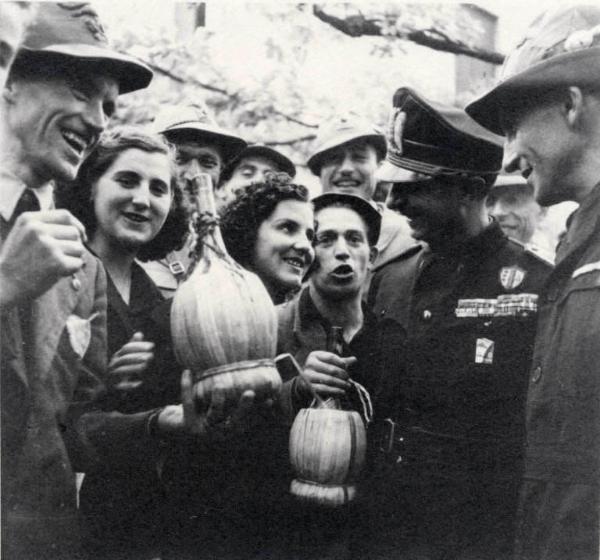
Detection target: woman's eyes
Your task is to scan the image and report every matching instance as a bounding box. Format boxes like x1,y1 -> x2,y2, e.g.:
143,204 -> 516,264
150,182 -> 170,196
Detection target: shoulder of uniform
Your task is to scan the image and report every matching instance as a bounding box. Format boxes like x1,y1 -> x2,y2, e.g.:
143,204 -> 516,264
506,237 -> 554,268
374,243 -> 423,271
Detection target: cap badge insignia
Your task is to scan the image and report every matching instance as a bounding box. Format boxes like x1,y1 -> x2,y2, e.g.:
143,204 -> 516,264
499,266 -> 526,290
58,2 -> 108,43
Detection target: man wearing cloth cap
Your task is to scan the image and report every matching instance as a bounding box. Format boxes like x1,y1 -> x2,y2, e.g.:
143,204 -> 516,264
142,103 -> 246,296
277,192 -> 381,559
361,88 -> 551,559
466,6 -> 600,559
217,143 -> 296,210
0,3 -> 152,558
307,115 -> 415,274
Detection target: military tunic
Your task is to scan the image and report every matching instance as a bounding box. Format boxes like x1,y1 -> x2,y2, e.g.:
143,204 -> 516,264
514,184 -> 600,560
360,223 -> 552,559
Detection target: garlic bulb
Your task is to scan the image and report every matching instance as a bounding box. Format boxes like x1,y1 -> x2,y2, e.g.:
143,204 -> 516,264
170,173 -> 280,402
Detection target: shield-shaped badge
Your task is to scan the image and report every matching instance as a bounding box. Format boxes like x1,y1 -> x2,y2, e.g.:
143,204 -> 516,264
499,266 -> 526,290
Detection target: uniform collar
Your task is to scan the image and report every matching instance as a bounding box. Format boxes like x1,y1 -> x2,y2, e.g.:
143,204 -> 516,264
423,221 -> 506,263
555,181 -> 600,265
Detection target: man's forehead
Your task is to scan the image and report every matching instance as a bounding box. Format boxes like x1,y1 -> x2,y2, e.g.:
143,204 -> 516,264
315,205 -> 368,230
176,140 -> 221,156
236,155 -> 278,169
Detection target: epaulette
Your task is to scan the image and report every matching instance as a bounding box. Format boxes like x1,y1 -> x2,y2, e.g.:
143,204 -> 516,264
524,243 -> 555,267
373,243 -> 423,271
506,237 -> 554,267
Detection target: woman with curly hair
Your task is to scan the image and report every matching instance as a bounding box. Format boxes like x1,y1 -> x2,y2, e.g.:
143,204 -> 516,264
220,173 -> 315,303
57,127 -> 188,560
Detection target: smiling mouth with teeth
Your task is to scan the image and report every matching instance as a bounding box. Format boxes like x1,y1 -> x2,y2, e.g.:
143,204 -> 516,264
284,257 -> 305,269
123,212 -> 149,223
62,130 -> 88,154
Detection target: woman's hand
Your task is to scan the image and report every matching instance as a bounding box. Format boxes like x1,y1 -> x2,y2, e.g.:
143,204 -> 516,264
302,350 -> 356,397
108,332 -> 154,390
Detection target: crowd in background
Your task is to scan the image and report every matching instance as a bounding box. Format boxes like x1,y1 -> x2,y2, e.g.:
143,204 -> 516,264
0,2 -> 598,560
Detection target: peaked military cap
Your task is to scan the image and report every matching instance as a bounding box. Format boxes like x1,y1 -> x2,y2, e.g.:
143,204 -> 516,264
307,114 -> 386,176
13,2 -> 152,94
467,5 -> 600,134
377,87 -> 503,183
312,192 -> 382,246
153,103 -> 247,163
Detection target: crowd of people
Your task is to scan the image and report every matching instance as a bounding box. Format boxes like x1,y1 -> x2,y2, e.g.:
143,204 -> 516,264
0,2 -> 598,560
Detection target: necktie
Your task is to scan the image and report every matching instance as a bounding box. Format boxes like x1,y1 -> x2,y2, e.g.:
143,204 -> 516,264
1,189 -> 41,240
12,189 -> 40,220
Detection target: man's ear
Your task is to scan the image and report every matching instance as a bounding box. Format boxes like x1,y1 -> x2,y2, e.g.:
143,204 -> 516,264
564,86 -> 585,129
3,79 -> 18,104
368,245 -> 379,267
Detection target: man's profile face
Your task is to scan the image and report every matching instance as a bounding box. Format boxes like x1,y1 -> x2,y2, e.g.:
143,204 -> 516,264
311,205 -> 375,301
217,155 -> 282,208
388,174 -> 469,251
173,140 -> 223,189
500,94 -> 577,206
486,184 -> 543,244
0,3 -> 23,89
6,68 -> 118,185
319,141 -> 379,200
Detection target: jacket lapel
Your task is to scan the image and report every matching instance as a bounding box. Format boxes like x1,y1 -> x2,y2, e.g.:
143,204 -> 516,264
30,270 -> 83,379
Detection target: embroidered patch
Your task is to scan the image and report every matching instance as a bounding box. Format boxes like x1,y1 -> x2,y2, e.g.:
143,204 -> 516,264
66,312 -> 97,359
499,266 -> 526,290
475,338 -> 494,364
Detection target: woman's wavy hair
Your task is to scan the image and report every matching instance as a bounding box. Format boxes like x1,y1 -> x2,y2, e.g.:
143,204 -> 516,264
219,172 -> 310,268
56,126 -> 188,262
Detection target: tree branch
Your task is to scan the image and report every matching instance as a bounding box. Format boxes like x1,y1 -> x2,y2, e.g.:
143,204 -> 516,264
264,134 -> 316,146
312,5 -> 505,65
147,61 -> 319,129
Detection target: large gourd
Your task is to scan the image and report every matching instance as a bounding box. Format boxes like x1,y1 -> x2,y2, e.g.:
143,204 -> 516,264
288,329 -> 369,507
170,172 -> 281,404
289,403 -> 367,507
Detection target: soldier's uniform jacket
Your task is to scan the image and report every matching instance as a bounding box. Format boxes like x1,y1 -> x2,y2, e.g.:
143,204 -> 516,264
514,183 -> 600,560
368,222 -> 552,480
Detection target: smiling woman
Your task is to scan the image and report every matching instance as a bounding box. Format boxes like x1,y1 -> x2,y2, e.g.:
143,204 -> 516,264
220,173 -> 315,304
55,127 -> 188,559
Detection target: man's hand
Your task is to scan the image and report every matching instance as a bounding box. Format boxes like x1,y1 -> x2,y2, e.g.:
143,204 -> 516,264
0,209 -> 87,308
108,332 -> 154,391
303,350 -> 356,397
157,371 -> 270,442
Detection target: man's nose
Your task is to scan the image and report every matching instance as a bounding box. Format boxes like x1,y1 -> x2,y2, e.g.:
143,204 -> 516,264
502,138 -> 520,174
334,238 -> 351,258
488,200 -> 507,219
181,159 -> 203,182
84,99 -> 109,135
338,154 -> 354,173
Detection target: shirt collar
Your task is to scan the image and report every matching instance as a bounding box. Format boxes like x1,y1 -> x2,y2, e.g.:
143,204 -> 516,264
555,181 -> 600,264
0,169 -> 54,221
